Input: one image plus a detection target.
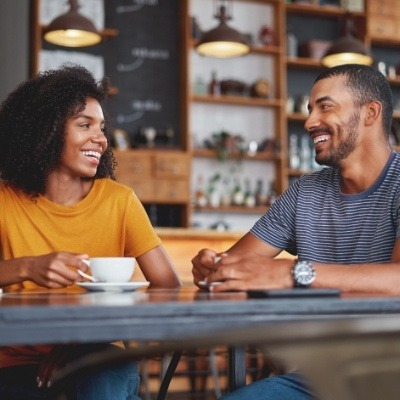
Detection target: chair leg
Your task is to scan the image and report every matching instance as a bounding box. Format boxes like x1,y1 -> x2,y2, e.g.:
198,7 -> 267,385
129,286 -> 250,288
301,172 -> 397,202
157,350 -> 183,400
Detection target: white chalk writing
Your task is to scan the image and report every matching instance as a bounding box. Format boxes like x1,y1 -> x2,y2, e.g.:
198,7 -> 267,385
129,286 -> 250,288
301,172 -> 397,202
116,0 -> 158,13
131,99 -> 162,112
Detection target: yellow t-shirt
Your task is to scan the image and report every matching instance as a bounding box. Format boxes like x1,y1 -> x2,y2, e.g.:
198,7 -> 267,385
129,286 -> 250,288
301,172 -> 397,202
0,178 -> 161,366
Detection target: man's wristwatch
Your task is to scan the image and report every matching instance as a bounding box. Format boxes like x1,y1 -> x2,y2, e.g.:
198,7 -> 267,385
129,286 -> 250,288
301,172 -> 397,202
292,260 -> 316,288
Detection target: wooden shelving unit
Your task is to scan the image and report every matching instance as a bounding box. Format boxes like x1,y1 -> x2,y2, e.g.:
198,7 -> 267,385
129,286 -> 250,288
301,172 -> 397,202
192,94 -> 282,108
192,148 -> 281,161
188,0 -> 286,223
285,0 -> 400,179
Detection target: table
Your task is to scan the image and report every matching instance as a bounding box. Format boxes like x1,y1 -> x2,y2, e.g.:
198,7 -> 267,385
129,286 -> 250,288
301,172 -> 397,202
2,286 -> 400,392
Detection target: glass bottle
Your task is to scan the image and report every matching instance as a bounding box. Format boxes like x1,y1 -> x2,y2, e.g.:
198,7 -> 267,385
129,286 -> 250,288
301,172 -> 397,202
220,177 -> 232,207
193,75 -> 207,95
268,183 -> 277,206
286,29 -> 298,58
195,175 -> 208,207
255,179 -> 267,206
289,134 -> 300,170
231,178 -> 244,206
208,70 -> 221,96
244,178 -> 256,208
300,135 -> 311,172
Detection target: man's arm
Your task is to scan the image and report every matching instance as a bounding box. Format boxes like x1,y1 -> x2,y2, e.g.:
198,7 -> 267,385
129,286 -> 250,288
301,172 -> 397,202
311,238 -> 400,295
205,236 -> 400,295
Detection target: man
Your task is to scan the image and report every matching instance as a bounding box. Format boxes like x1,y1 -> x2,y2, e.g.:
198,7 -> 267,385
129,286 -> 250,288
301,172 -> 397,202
192,64 -> 400,399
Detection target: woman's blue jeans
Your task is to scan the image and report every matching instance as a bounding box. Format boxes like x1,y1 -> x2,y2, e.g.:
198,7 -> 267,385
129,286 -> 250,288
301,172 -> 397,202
0,360 -> 140,400
220,371 -> 317,400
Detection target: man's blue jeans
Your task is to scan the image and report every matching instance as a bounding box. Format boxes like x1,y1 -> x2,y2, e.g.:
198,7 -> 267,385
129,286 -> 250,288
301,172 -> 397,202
220,372 -> 316,400
0,360 -> 140,399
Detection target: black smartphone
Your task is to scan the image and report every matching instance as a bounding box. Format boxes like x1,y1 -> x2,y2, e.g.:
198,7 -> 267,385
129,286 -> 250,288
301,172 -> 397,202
247,288 -> 340,299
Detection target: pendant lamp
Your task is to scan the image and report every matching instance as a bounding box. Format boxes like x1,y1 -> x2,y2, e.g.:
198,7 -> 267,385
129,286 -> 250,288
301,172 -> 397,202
195,0 -> 250,58
321,16 -> 373,68
43,0 -> 102,47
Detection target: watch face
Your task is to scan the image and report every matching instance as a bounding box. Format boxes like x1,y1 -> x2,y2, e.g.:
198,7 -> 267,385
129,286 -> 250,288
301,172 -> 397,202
293,261 -> 315,286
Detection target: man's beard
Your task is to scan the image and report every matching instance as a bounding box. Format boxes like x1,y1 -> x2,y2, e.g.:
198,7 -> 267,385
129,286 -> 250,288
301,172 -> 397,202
316,110 -> 360,168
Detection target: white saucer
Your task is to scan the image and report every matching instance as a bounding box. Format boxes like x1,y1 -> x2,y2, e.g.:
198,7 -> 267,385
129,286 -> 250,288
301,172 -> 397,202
77,281 -> 149,292
198,280 -> 222,290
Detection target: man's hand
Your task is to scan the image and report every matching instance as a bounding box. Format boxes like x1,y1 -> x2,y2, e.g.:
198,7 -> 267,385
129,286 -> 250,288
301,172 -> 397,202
203,253 -> 294,292
191,249 -> 224,287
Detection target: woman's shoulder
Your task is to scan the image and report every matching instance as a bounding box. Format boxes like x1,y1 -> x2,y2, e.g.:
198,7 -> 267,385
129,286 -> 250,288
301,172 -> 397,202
96,178 -> 133,193
94,178 -> 138,202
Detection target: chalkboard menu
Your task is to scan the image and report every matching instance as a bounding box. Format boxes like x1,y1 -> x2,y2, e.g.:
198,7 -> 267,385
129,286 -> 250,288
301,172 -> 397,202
103,0 -> 181,148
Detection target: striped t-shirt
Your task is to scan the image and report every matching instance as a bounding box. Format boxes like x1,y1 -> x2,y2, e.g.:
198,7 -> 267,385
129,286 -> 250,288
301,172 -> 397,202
251,151 -> 400,264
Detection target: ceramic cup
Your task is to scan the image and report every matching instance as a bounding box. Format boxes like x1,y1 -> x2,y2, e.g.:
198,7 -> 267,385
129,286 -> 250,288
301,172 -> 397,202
84,257 -> 135,283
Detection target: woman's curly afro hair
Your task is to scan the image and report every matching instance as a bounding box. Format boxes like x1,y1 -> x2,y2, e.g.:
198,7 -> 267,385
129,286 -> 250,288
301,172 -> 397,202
0,64 -> 116,197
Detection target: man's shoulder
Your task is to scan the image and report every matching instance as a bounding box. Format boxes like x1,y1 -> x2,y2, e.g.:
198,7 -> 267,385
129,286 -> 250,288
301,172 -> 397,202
392,151 -> 400,167
297,167 -> 337,185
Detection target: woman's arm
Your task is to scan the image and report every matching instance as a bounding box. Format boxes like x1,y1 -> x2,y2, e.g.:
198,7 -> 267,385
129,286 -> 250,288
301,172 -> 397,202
0,252 -> 89,288
136,245 -> 181,288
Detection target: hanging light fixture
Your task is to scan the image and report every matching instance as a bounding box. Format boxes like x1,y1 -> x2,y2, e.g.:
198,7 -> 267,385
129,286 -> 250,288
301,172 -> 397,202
321,16 -> 373,68
43,0 -> 102,47
195,0 -> 250,58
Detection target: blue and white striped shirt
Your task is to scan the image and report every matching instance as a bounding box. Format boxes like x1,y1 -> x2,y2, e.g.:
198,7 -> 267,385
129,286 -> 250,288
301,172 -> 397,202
251,151 -> 400,264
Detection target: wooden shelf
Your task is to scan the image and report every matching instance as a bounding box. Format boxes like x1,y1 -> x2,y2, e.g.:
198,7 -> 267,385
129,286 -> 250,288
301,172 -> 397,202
192,148 -> 281,161
371,38 -> 400,48
287,112 -> 308,122
286,56 -> 325,70
193,205 -> 268,215
285,3 -> 348,17
192,94 -> 282,108
100,28 -> 119,38
388,78 -> 400,87
250,44 -> 282,55
393,111 -> 400,121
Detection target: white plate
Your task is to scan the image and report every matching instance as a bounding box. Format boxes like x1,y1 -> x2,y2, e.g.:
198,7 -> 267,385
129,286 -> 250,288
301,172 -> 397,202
77,281 -> 149,292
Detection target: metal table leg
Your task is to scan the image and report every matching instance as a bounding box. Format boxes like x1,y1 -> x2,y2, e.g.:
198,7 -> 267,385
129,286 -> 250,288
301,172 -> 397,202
228,345 -> 246,393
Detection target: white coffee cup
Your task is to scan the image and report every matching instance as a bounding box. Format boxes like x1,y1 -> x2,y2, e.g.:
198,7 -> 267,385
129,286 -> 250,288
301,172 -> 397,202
83,257 -> 135,283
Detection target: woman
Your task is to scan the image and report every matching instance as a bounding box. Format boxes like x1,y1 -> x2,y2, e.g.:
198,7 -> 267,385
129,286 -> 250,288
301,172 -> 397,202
0,65 -> 181,399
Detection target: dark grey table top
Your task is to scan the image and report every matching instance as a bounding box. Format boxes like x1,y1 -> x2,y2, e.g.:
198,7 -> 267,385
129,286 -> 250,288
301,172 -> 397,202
1,286 -> 400,346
